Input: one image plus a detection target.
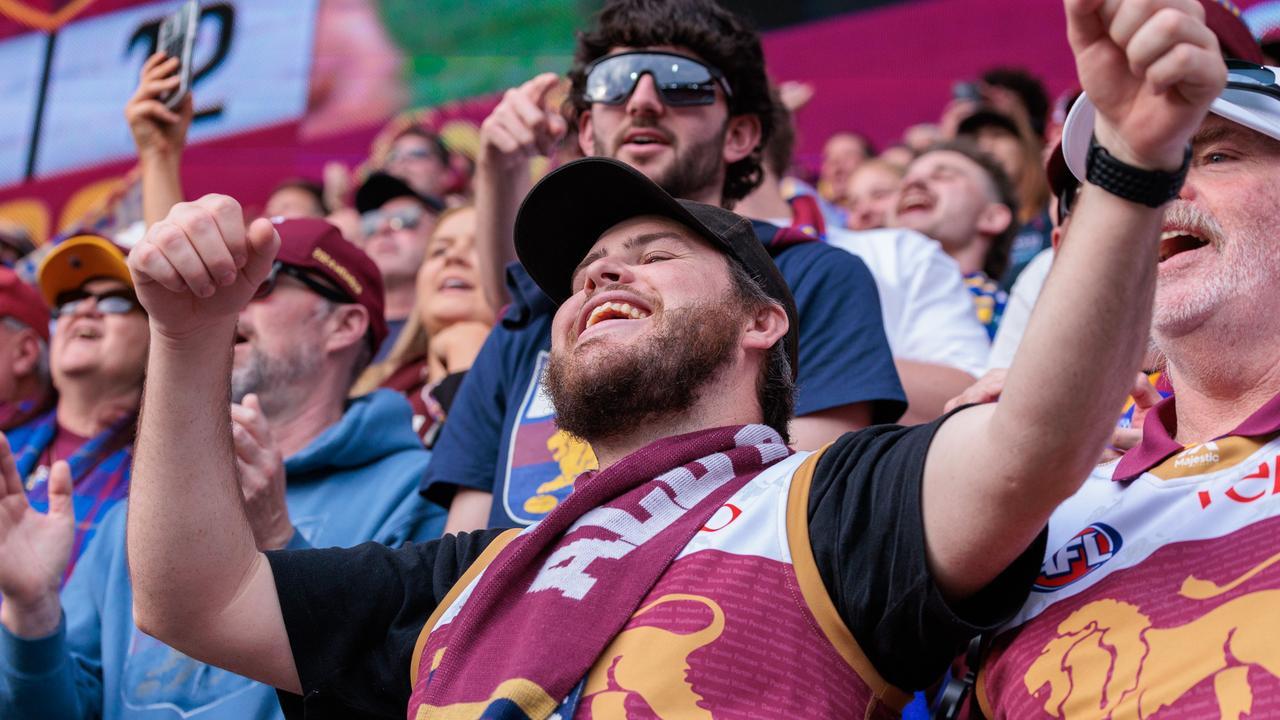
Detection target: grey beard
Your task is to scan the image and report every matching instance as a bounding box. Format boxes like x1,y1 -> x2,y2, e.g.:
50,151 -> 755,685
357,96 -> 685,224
231,344 -> 322,414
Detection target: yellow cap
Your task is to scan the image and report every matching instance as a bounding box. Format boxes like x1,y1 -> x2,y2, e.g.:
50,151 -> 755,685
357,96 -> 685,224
36,235 -> 132,308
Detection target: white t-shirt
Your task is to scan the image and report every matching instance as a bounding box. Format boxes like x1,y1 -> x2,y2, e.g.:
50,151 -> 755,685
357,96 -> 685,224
822,225 -> 990,376
987,247 -> 1054,371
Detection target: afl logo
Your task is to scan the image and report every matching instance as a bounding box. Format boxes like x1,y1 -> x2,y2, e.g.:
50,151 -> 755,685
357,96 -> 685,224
1033,523 -> 1123,592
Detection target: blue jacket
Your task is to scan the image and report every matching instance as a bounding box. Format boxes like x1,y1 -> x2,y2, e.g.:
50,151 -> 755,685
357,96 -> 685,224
0,389 -> 444,719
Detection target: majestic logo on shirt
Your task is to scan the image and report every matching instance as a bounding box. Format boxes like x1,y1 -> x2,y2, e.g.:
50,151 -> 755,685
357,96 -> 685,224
504,352 -> 598,524
1024,551 -> 1280,719
1033,523 -> 1123,592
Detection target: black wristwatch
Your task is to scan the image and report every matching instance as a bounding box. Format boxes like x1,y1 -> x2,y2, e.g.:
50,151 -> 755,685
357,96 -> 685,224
1085,135 -> 1191,208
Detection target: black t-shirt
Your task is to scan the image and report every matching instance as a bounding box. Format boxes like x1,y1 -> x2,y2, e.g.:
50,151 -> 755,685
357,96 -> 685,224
266,417 -> 1045,717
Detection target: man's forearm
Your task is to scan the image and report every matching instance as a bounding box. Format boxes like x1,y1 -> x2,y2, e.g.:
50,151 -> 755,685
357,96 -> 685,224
140,152 -> 184,227
926,182 -> 1163,599
127,329 -> 261,638
992,182 -> 1160,487
473,156 -> 531,310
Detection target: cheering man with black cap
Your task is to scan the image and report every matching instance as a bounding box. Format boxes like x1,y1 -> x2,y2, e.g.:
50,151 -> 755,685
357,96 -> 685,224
110,5 -> 1212,686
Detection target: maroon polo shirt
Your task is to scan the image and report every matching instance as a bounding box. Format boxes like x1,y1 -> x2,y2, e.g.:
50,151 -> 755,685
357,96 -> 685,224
1114,389 -> 1280,482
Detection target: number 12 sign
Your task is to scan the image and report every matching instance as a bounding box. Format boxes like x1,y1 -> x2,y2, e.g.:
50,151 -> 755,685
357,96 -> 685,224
0,0 -> 318,190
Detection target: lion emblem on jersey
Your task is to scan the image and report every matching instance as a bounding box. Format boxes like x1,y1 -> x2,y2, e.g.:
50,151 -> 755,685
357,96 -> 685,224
522,430 -> 598,515
1025,551 -> 1280,719
581,594 -> 725,719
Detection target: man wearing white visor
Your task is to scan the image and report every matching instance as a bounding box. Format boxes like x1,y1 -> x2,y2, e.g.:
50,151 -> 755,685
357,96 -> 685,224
969,3 -> 1280,716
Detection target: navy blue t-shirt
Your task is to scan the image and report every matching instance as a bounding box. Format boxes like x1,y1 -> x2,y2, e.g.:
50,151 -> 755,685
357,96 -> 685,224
423,223 -> 905,527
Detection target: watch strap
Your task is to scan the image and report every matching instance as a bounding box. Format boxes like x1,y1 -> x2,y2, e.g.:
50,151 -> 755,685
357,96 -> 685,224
1085,136 -> 1191,208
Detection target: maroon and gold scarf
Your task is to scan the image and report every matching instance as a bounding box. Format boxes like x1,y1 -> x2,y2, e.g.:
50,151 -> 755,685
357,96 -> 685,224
411,424 -> 791,718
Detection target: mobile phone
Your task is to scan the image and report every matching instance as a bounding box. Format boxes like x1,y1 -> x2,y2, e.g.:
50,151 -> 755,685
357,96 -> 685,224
156,0 -> 199,111
952,81 -> 982,103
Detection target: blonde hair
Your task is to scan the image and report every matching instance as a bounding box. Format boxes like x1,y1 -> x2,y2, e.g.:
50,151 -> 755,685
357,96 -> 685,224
350,205 -> 475,397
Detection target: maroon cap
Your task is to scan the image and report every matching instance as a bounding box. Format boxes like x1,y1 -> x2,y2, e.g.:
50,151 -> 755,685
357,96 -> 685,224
0,266 -> 50,342
1200,0 -> 1264,63
270,218 -> 389,353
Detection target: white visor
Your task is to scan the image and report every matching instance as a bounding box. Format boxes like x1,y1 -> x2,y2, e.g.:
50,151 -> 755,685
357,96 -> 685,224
1062,65 -> 1280,181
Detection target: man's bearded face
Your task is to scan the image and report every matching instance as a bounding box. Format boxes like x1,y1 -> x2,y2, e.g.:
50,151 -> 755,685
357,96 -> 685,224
545,290 -> 743,445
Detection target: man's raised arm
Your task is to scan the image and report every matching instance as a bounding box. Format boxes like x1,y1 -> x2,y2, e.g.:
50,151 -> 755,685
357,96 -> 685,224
922,0 -> 1226,599
124,196 -> 301,694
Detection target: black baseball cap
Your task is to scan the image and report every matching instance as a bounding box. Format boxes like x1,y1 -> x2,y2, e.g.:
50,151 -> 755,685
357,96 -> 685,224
514,157 -> 799,377
355,171 -> 445,214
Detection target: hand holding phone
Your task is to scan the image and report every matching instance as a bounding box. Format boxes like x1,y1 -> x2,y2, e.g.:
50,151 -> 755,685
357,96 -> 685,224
156,0 -> 199,111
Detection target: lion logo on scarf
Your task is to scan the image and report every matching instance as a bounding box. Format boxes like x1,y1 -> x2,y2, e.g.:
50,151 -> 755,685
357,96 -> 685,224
581,594 -> 725,719
1025,551 -> 1280,719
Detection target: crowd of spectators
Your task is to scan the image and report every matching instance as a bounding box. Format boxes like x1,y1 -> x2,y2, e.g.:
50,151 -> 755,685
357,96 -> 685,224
0,0 -> 1276,717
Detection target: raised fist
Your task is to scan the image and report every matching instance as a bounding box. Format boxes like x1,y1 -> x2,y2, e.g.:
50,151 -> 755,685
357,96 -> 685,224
128,194 -> 280,340
1066,0 -> 1226,169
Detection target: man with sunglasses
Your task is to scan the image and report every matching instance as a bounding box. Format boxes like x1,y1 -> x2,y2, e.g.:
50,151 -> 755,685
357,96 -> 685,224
438,0 -> 902,533
0,217 -> 445,719
354,172 -> 445,362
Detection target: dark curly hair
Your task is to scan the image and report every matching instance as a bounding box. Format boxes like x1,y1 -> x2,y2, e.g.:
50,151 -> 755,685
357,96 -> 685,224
566,0 -> 775,206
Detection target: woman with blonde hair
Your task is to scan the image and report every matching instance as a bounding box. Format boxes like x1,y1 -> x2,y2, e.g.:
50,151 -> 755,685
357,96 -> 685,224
352,205 -> 495,444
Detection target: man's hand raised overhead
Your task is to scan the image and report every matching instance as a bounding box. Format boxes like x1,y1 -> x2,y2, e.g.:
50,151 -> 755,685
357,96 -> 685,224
919,0 -> 1225,601
128,195 -> 280,341
1067,0 -> 1225,170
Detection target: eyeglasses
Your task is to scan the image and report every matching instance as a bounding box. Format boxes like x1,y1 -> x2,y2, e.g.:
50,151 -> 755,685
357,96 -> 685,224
388,147 -> 439,164
254,262 -> 352,304
52,288 -> 140,318
360,205 -> 427,237
582,51 -> 732,107
1225,60 -> 1280,102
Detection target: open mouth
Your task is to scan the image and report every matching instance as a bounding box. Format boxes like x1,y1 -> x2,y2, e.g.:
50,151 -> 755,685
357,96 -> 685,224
439,277 -> 474,292
586,301 -> 650,328
896,192 -> 934,214
622,128 -> 670,148
70,325 -> 101,340
577,292 -> 655,339
1158,230 -> 1210,263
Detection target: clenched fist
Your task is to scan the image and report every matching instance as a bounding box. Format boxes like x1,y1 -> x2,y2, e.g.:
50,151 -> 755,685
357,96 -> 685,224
128,195 -> 280,341
1066,0 -> 1226,170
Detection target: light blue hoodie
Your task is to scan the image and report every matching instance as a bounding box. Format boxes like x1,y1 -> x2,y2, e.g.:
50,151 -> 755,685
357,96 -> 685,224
0,389 -> 445,719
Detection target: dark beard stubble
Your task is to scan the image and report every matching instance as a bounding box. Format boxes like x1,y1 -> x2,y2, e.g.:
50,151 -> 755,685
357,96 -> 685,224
596,120 -> 726,202
545,298 -> 744,445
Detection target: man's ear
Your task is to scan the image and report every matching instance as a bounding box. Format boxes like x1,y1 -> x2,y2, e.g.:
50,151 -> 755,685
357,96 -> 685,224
976,202 -> 1014,238
742,300 -> 788,353
11,331 -> 40,376
1050,224 -> 1063,252
577,110 -> 595,158
723,114 -> 762,165
323,305 -> 371,357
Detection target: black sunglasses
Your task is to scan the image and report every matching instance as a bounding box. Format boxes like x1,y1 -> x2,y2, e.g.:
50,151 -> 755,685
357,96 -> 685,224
254,262 -> 351,304
360,205 -> 427,238
52,288 -> 140,319
1225,60 -> 1280,102
583,51 -> 732,107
